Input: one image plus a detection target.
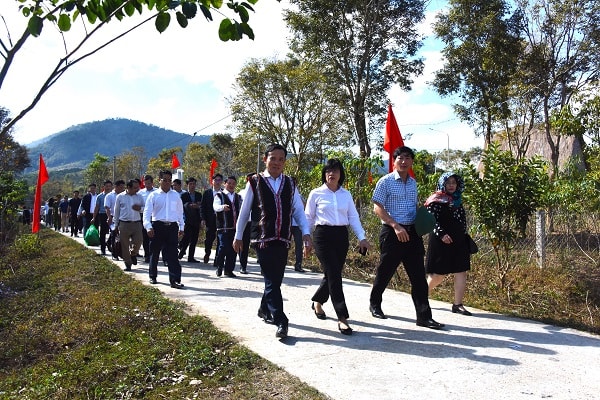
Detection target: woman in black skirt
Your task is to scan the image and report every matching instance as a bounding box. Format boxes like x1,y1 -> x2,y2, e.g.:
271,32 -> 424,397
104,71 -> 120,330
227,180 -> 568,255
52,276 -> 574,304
425,172 -> 472,316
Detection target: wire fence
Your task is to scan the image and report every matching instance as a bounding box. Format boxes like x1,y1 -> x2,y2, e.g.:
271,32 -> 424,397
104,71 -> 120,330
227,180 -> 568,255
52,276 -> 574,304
356,205 -> 600,270
467,208 -> 600,269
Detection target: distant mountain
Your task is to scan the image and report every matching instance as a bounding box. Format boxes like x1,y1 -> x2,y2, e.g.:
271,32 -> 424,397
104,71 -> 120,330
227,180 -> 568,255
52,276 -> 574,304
25,118 -> 210,171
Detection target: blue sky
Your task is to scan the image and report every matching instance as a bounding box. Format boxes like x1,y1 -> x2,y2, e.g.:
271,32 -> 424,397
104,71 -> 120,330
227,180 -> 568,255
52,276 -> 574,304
1,0 -> 480,154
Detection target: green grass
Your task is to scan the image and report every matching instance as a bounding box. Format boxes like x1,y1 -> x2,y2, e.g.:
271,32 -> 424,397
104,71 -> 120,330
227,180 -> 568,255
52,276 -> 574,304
0,228 -> 328,400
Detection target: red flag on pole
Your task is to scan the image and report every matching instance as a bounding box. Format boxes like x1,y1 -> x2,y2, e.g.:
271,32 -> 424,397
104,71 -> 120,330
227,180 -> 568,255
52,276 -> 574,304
139,176 -> 145,189
209,158 -> 218,181
383,104 -> 414,177
32,154 -> 49,233
171,153 -> 181,169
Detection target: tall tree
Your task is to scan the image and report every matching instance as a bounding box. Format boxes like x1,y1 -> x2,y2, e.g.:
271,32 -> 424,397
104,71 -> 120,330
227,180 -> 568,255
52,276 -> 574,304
516,0 -> 600,177
0,0 -> 260,136
83,153 -> 111,186
116,146 -> 147,181
229,57 -> 351,175
0,106 -> 29,173
285,0 -> 425,158
182,142 -> 215,188
433,0 -> 522,146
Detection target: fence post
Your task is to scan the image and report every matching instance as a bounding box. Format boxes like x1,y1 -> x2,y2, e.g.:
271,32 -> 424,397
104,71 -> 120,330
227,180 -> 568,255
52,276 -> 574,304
536,210 -> 546,268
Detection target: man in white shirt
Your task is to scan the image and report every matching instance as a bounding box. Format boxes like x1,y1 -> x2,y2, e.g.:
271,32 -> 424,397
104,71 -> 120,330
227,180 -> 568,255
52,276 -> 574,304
104,180 -> 125,260
114,179 -> 144,270
143,170 -> 185,289
139,175 -> 156,263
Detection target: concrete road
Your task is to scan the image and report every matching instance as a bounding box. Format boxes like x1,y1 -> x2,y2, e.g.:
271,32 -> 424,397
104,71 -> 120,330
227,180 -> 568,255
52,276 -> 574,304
72,234 -> 600,400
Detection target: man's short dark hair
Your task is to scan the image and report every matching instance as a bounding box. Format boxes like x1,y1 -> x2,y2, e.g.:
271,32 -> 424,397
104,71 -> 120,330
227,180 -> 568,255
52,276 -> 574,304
126,179 -> 138,188
264,143 -> 287,158
88,183 -> 97,188
159,170 -> 172,179
393,146 -> 415,159
226,175 -> 237,182
173,178 -> 182,185
114,180 -> 126,186
212,173 -> 223,180
103,180 -> 112,185
186,177 -> 197,184
143,174 -> 153,181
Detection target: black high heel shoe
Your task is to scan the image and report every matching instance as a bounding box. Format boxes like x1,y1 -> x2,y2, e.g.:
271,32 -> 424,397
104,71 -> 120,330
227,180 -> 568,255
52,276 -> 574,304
338,322 -> 353,335
311,302 -> 326,320
452,303 -> 472,316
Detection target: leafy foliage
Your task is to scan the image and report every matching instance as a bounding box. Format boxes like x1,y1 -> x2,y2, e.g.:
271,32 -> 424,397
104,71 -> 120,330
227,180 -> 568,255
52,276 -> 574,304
83,153 -> 111,186
285,0 -> 425,158
230,57 -> 352,175
433,0 -> 522,145
462,143 -> 549,286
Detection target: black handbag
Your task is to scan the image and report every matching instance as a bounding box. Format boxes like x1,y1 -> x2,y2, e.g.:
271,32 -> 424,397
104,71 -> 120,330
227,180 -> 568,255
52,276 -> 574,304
466,234 -> 478,254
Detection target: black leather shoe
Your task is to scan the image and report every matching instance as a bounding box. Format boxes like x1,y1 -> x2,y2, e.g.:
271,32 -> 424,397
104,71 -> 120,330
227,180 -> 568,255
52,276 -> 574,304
369,305 -> 387,319
178,252 -> 185,260
187,258 -> 200,263
452,304 -> 472,316
203,254 -> 210,263
311,302 -> 326,320
294,266 -> 305,272
240,268 -> 248,274
124,264 -> 132,271
257,309 -> 274,324
131,255 -> 137,265
149,278 -> 157,284
170,282 -> 185,289
338,322 -> 353,336
276,324 -> 288,339
416,318 -> 445,330
224,271 -> 237,278
216,267 -> 223,277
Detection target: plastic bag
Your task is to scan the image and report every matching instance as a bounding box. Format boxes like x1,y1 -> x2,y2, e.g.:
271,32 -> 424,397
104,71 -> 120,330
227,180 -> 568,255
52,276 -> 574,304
84,224 -> 100,246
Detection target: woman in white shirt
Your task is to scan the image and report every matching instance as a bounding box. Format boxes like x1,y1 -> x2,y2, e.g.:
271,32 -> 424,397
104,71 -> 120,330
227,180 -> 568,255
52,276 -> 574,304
305,159 -> 370,335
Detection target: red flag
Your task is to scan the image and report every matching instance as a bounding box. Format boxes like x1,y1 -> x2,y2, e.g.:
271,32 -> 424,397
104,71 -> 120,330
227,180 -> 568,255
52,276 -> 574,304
139,176 -> 145,189
32,154 -> 49,233
171,153 -> 180,169
383,104 -> 414,177
209,158 -> 218,180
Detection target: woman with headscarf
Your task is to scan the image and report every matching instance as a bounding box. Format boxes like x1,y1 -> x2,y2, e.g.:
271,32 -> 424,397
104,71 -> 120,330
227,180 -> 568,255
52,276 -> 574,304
424,172 -> 472,316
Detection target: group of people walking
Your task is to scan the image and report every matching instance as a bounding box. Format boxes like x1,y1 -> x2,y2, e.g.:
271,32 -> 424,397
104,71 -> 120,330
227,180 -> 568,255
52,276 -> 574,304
59,143 -> 473,340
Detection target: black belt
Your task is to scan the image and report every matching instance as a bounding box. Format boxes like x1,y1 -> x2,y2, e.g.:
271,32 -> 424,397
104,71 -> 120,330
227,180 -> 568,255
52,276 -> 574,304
119,220 -> 140,223
153,221 -> 175,226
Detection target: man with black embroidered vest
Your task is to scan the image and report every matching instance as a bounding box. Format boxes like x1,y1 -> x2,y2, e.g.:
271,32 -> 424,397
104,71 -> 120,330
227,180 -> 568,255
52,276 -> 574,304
214,175 -> 242,277
201,173 -> 223,264
143,170 -> 185,289
233,144 -> 312,339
